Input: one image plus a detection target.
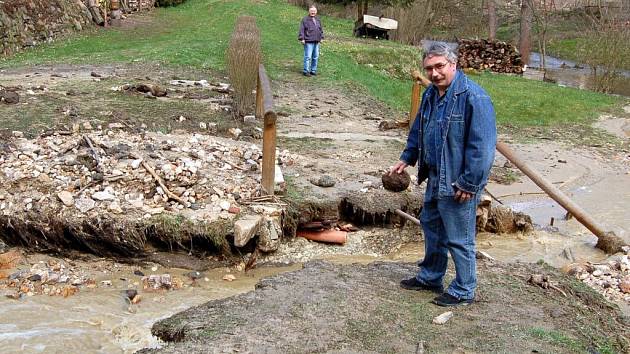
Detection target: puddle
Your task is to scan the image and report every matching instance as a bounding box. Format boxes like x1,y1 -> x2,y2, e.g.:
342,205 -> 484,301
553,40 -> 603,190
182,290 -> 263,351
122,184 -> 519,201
0,262 -> 300,353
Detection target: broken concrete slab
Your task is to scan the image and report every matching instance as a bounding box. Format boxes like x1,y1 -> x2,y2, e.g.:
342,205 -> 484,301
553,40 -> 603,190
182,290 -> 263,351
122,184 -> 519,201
233,215 -> 263,247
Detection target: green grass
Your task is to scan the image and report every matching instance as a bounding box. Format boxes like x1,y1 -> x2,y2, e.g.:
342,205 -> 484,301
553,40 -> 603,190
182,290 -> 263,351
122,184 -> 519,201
529,327 -> 585,352
1,0 -> 627,131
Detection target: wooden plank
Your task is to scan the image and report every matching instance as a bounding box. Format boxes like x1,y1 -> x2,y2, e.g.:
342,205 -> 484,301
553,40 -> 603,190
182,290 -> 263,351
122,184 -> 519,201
261,111 -> 277,195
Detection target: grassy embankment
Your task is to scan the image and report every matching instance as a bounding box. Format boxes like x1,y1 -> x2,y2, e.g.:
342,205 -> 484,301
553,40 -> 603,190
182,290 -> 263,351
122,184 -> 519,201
0,0 -> 626,137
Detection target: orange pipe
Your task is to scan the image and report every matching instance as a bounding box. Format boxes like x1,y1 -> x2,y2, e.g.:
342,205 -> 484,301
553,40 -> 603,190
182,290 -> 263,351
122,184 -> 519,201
297,230 -> 347,245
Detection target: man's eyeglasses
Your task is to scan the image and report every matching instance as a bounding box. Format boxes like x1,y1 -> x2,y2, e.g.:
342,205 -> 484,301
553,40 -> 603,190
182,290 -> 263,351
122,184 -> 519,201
423,61 -> 451,72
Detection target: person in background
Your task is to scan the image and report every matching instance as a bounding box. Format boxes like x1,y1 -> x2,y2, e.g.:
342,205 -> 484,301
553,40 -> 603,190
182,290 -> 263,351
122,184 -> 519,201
298,5 -> 324,77
390,41 -> 497,307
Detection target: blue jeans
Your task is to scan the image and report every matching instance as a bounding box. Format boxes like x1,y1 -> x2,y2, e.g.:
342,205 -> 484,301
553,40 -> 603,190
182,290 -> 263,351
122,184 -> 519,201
416,195 -> 479,300
303,42 -> 319,74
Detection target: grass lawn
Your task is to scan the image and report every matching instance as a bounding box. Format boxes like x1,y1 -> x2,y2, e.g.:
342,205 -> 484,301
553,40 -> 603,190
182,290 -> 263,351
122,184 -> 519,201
1,0 -> 626,130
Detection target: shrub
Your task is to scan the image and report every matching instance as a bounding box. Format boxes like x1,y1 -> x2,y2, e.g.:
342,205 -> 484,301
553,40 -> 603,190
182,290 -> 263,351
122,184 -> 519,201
576,15 -> 630,93
155,0 -> 187,7
227,16 -> 262,117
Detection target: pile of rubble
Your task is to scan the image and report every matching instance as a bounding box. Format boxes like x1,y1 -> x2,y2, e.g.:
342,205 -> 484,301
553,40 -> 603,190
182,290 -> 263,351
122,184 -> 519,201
0,128 -> 300,254
563,250 -> 630,303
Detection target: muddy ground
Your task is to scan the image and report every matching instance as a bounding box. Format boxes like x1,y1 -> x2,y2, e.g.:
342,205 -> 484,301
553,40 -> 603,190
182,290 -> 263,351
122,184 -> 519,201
145,259 -> 629,353
2,61 -> 630,353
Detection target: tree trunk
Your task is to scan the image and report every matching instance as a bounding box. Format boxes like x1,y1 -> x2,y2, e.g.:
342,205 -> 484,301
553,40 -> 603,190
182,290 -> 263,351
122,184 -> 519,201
518,0 -> 534,65
488,0 -> 497,40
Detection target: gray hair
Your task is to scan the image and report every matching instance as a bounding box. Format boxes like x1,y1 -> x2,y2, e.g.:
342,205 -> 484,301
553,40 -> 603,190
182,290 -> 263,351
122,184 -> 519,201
422,41 -> 458,63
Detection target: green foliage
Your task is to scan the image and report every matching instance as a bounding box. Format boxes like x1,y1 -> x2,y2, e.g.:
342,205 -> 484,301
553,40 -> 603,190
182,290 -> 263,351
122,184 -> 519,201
0,0 -> 625,132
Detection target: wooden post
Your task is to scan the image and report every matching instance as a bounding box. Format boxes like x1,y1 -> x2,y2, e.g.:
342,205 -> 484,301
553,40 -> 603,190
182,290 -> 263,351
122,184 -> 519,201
257,64 -> 277,195
255,75 -> 263,119
261,111 -> 277,195
409,80 -> 421,130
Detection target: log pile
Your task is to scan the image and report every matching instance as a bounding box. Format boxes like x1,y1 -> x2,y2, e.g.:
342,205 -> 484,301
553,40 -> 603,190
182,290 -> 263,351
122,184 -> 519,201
457,39 -> 524,74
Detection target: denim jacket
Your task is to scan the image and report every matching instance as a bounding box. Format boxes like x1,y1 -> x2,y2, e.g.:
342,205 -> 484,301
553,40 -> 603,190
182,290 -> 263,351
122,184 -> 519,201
400,70 -> 497,198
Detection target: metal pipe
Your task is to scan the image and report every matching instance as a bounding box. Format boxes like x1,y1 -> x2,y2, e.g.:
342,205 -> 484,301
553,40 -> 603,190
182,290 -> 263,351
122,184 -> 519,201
395,209 -> 421,226
496,141 -> 609,238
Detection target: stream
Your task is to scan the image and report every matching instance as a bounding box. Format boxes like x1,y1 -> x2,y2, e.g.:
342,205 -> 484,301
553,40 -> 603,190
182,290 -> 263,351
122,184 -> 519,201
528,52 -> 630,97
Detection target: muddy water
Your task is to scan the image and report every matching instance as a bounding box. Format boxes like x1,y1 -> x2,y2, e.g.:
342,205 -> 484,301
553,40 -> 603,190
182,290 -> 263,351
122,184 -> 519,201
0,263 -> 300,353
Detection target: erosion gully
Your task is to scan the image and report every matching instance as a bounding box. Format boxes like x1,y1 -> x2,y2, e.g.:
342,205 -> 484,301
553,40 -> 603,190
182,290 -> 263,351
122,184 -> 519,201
1,208 -> 626,354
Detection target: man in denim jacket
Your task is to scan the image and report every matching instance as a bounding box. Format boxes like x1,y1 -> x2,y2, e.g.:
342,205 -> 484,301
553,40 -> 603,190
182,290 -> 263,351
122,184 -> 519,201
390,42 -> 497,307
298,5 -> 324,77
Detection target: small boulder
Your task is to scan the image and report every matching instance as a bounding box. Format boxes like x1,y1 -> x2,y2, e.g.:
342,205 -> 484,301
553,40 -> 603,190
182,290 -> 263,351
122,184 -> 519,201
382,170 -> 410,192
234,215 -> 263,247
0,90 -> 20,104
309,175 -> 335,188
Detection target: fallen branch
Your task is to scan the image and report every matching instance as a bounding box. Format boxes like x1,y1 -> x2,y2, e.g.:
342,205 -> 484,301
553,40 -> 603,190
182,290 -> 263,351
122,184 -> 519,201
132,154 -> 188,206
217,157 -> 245,171
83,135 -> 102,172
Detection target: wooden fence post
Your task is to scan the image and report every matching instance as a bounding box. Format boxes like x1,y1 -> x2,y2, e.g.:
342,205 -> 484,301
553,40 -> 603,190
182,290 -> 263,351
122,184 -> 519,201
261,111 -> 277,195
257,64 -> 277,196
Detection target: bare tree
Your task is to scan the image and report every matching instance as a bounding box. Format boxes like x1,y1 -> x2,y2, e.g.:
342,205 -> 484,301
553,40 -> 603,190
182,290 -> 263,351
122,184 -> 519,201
576,1 -> 630,92
487,0 -> 497,40
518,0 -> 534,65
531,0 -> 550,69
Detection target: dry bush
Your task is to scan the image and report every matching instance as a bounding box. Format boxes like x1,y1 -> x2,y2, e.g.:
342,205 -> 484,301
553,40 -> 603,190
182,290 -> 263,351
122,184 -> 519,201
383,0 -> 439,45
227,16 -> 262,117
576,13 -> 630,93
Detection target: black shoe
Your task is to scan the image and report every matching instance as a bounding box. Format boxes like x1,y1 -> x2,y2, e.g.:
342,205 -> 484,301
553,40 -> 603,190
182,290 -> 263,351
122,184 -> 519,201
432,292 -> 474,307
400,278 -> 443,293
303,72 -> 310,77
310,72 -> 317,76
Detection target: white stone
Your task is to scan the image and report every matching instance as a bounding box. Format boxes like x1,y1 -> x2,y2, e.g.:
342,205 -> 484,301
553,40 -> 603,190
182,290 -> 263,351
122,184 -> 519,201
228,128 -> 242,139
75,198 -> 96,213
243,115 -> 256,123
57,191 -> 74,207
432,311 -> 453,325
219,200 -> 231,210
131,159 -> 143,169
92,191 -> 116,201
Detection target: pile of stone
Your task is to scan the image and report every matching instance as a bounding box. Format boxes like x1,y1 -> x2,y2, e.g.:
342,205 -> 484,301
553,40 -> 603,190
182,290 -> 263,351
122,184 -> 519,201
0,0 -> 93,55
3,257 -> 88,299
0,128 -> 298,226
563,250 -> 630,303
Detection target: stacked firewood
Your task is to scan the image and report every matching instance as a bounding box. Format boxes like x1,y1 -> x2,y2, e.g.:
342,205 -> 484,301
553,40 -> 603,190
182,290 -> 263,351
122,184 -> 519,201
457,39 -> 524,74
